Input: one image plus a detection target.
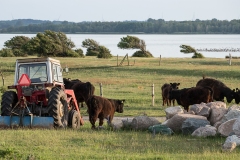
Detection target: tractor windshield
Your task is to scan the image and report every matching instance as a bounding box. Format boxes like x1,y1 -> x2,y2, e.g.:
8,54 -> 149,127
19,63 -> 47,83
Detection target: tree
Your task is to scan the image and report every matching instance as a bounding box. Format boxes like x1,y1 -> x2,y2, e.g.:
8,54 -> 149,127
97,46 -> 112,59
82,39 -> 111,58
180,45 -> 204,58
82,39 -> 100,56
117,35 -> 153,57
4,36 -> 30,56
23,30 -> 75,57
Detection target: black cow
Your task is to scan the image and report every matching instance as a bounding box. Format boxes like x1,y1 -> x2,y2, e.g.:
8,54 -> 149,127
196,77 -> 235,103
63,78 -> 95,107
86,95 -> 125,129
169,86 -> 214,111
161,83 -> 180,106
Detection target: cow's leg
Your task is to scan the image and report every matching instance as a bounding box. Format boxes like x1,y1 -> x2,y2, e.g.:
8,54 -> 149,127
89,113 -> 98,129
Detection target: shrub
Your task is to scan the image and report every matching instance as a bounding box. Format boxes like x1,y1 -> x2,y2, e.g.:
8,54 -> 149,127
132,50 -> 153,57
0,48 -> 14,57
97,46 -> 112,59
192,52 -> 205,58
75,48 -> 85,58
86,49 -> 99,56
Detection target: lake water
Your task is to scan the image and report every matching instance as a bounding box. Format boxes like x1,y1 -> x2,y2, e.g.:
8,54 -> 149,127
0,34 -> 239,58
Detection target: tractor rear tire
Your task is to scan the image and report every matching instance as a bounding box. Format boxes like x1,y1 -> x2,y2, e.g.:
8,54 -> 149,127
68,110 -> 80,129
48,87 -> 68,128
1,91 -> 18,116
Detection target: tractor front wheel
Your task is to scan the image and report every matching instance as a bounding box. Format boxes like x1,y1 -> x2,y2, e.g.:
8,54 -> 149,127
68,110 -> 80,129
1,91 -> 18,116
48,87 -> 68,128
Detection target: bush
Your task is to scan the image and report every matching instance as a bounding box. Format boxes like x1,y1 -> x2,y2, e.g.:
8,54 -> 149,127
97,46 -> 112,59
86,49 -> 99,56
0,48 -> 14,57
75,48 -> 85,58
192,52 -> 205,58
132,50 -> 153,57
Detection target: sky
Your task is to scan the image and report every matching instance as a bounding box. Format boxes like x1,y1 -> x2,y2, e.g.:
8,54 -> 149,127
0,0 -> 240,22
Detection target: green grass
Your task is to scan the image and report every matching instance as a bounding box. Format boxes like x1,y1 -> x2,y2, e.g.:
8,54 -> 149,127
0,56 -> 240,159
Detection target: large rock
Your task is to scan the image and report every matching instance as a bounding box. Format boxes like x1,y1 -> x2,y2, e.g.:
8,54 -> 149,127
165,106 -> 184,119
190,103 -> 210,117
225,135 -> 240,146
131,116 -> 160,130
191,125 -> 217,137
111,121 -> 123,130
208,107 -> 228,125
221,109 -> 240,123
218,118 -> 237,137
233,117 -> 240,136
228,104 -> 240,112
165,114 -> 207,133
182,118 -> 210,135
206,101 -> 227,109
222,142 -> 237,152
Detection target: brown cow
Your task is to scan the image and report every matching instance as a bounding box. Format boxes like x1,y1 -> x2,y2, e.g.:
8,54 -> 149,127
196,77 -> 235,103
63,78 -> 95,107
161,83 -> 180,106
86,95 -> 125,129
169,86 -> 214,111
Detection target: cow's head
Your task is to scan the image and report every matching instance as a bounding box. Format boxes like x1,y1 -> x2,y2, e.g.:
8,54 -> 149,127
226,89 -> 236,103
116,100 -> 125,113
234,88 -> 240,104
170,83 -> 180,89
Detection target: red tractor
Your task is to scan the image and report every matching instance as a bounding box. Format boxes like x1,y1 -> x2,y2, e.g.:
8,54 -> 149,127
0,57 -> 83,129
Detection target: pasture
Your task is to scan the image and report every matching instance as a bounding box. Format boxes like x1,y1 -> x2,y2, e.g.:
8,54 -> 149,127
0,56 -> 240,159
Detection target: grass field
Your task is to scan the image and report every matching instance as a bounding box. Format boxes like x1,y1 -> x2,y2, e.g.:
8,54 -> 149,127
0,56 -> 240,159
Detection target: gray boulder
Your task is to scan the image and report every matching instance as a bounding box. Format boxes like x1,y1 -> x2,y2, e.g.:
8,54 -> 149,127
218,118 -> 237,137
165,114 -> 207,133
233,117 -> 240,136
208,107 -> 228,125
228,104 -> 240,112
225,135 -> 240,146
191,125 -> 217,137
165,106 -> 184,119
190,103 -> 210,117
206,101 -> 227,109
222,142 -> 237,152
131,116 -> 160,130
182,118 -> 210,135
221,109 -> 240,123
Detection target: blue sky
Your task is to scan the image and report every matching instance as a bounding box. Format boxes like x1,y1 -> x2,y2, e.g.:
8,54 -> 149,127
0,0 -> 239,22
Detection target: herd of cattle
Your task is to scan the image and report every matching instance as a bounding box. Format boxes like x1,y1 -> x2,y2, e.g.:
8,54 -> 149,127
63,78 -> 125,129
161,77 -> 240,112
63,76 -> 240,129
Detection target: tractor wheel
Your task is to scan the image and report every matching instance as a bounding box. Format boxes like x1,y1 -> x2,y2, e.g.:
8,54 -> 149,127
1,91 -> 18,116
68,110 -> 80,129
48,87 -> 68,128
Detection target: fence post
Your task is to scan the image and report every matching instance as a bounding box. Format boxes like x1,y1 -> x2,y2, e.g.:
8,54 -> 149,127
159,55 -> 161,66
229,53 -> 232,66
117,55 -> 118,66
99,83 -> 103,97
152,84 -> 154,106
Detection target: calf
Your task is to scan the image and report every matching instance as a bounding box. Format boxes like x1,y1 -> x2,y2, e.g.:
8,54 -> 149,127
196,77 -> 235,103
87,95 -> 125,129
169,86 -> 213,111
161,83 -> 180,106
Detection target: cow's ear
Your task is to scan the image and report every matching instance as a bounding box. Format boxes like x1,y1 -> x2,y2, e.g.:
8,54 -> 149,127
178,83 -> 180,85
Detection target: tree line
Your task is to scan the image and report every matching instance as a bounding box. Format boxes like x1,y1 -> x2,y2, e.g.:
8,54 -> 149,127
0,30 -> 153,58
0,18 -> 239,34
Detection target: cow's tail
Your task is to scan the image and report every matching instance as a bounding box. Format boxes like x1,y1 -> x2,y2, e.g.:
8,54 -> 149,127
205,86 -> 214,102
